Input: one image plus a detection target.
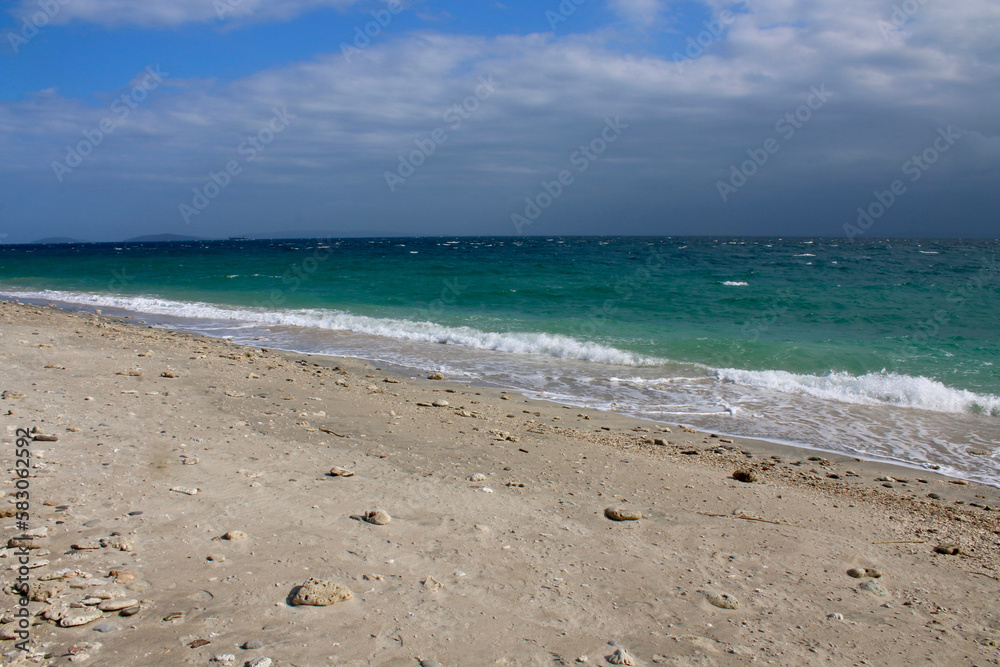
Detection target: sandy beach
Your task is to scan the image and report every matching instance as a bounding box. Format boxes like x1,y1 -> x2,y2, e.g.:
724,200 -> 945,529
1,299 -> 999,666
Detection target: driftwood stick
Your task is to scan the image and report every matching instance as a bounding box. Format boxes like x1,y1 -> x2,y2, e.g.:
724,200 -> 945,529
698,512 -> 786,526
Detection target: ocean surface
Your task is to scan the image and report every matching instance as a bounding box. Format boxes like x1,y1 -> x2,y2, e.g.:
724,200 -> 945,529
1,237 -> 997,485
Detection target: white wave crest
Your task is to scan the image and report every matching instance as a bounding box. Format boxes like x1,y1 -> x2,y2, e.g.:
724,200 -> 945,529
2,289 -> 665,367
722,281 -> 748,286
718,368 -> 1000,416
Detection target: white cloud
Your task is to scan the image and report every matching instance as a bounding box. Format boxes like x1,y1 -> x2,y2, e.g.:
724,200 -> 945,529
608,0 -> 663,26
9,0 -> 363,27
2,0 -> 998,237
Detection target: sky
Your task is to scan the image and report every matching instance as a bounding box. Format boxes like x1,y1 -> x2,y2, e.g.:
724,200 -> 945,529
0,0 -> 997,242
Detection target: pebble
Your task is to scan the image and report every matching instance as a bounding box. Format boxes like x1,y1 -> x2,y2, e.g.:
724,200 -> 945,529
328,466 -> 355,477
652,437 -> 668,446
828,612 -> 844,621
245,658 -> 272,667
706,592 -> 739,609
170,486 -> 199,495
427,373 -> 445,380
928,493 -> 942,499
109,569 -> 137,584
290,578 -> 353,606
604,507 -> 642,521
732,469 -> 758,483
363,509 -> 392,525
33,433 -> 59,442
92,623 -> 116,633
847,568 -> 866,578
212,656 -> 236,664
468,473 -> 487,482
59,607 -> 103,627
858,580 -> 890,597
208,554 -> 226,562
934,543 -> 961,555
606,647 -> 636,665
419,661 -> 442,667
98,599 -> 138,612
119,606 -> 141,617
1,391 -> 25,400
224,531 -> 249,541
865,568 -> 883,578
71,540 -> 102,551
432,400 -> 449,408
241,639 -> 265,650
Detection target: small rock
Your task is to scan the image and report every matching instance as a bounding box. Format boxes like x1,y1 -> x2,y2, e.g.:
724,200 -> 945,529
732,469 -> 758,483
468,473 -> 487,482
60,607 -> 103,627
865,568 -> 882,578
241,639 -> 265,650
160,371 -> 176,378
828,612 -> 844,621
652,438 -> 668,446
432,400 -> 449,408
212,656 -> 237,664
427,373 -> 445,380
109,569 -> 137,585
33,433 -> 59,442
208,554 -> 226,562
98,599 -> 138,612
328,467 -> 355,477
858,580 -> 890,597
928,493 -> 942,499
190,639 -> 211,648
92,623 -> 116,633
106,536 -> 134,551
847,568 -> 866,578
290,578 -> 353,606
605,507 -> 642,521
706,592 -> 739,609
363,509 -> 391,525
170,486 -> 199,495
245,659 -> 273,667
934,543 -> 961,555
419,661 -> 442,667
223,531 -> 249,541
606,647 -> 636,665
422,577 -> 443,591
1,391 -> 26,400
119,606 -> 141,617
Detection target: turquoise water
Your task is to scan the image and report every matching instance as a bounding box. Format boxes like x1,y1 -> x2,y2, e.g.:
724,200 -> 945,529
2,237 -> 998,484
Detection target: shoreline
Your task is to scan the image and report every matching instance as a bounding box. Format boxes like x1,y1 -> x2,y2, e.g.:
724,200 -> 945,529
2,299 -> 999,665
6,294 -> 995,489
